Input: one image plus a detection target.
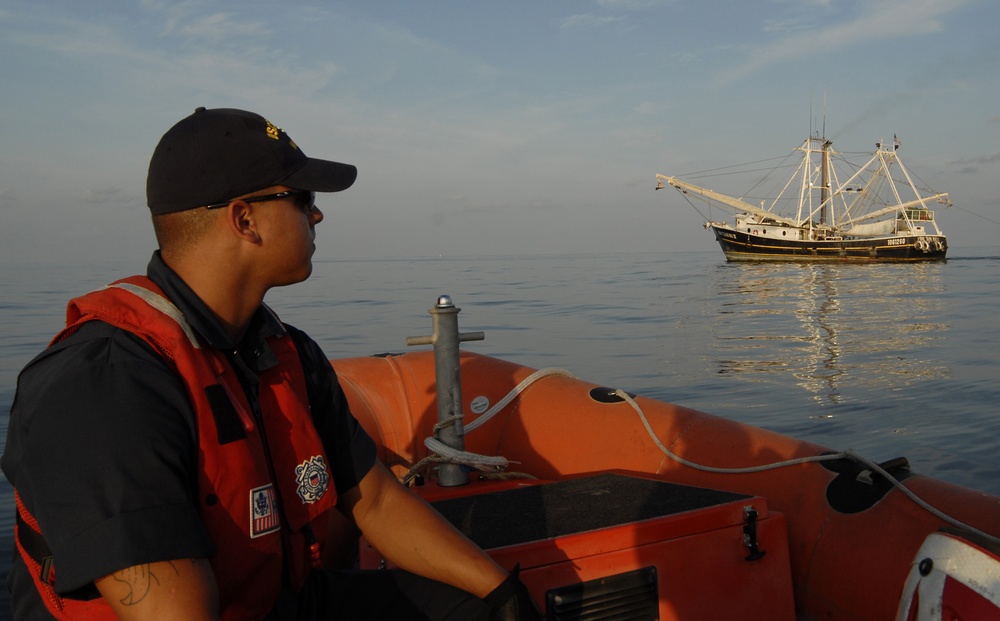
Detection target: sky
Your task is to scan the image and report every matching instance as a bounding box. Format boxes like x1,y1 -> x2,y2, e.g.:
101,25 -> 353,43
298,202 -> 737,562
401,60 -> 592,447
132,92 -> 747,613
1,0 -> 999,265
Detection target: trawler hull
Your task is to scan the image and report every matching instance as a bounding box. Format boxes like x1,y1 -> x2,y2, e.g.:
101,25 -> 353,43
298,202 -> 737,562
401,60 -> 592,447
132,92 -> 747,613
710,224 -> 948,262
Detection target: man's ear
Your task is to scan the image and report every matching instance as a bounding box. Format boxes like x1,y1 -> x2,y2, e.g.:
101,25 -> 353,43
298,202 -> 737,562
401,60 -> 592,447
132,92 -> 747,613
224,200 -> 262,244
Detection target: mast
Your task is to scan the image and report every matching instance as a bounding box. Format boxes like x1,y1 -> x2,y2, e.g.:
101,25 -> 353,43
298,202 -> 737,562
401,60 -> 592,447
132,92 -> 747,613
820,139 -> 831,225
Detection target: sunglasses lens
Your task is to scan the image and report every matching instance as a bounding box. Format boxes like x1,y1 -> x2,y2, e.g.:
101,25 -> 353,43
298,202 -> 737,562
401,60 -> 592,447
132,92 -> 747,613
298,191 -> 315,212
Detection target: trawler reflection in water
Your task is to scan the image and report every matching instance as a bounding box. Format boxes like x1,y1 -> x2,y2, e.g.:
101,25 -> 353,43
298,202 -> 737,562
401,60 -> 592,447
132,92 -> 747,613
708,262 -> 948,409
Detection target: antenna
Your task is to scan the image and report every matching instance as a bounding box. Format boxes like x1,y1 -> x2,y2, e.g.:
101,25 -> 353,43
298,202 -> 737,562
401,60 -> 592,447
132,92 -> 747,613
822,85 -> 827,139
809,84 -> 814,137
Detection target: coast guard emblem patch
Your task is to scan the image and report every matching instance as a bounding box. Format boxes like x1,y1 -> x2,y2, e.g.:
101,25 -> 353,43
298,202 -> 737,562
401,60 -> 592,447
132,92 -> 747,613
250,484 -> 280,538
295,455 -> 330,504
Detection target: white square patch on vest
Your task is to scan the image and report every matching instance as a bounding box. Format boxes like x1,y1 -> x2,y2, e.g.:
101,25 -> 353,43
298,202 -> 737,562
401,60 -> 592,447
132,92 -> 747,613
250,484 -> 280,538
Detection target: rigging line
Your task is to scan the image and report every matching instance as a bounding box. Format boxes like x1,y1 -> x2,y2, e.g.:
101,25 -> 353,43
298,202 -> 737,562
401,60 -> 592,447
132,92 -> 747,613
951,204 -> 1000,227
902,166 -> 948,198
676,190 -> 713,222
685,163 -> 800,181
674,155 -> 789,178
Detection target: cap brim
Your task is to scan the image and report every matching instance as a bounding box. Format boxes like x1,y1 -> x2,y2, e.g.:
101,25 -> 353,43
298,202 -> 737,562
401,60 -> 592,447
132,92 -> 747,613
282,158 -> 358,193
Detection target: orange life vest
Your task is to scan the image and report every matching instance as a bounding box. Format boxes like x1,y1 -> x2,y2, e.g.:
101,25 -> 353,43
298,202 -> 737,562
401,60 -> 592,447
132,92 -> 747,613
14,276 -> 337,620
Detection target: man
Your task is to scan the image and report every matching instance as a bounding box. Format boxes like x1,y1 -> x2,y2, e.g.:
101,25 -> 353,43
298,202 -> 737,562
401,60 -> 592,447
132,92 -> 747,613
3,107 -> 540,620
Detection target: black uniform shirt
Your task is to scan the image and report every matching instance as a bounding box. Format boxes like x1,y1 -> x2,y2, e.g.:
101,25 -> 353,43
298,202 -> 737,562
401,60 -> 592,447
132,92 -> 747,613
2,252 -> 376,619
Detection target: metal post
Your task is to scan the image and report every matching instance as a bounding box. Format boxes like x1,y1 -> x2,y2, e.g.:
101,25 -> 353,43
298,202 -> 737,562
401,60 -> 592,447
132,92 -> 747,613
406,295 -> 484,487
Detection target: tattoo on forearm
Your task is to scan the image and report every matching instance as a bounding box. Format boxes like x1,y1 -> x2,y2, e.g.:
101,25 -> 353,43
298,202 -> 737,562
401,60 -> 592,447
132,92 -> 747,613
111,561 -> 181,606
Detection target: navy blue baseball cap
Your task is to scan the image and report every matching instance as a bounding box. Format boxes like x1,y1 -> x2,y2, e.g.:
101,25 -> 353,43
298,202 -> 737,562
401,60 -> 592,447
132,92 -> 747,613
146,107 -> 357,215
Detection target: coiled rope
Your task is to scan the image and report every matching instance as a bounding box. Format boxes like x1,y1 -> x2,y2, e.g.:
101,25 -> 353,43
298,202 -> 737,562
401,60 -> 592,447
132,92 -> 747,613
402,368 -> 576,486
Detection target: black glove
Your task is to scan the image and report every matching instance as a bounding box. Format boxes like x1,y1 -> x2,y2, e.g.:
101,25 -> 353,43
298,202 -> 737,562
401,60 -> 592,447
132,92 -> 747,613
484,564 -> 543,621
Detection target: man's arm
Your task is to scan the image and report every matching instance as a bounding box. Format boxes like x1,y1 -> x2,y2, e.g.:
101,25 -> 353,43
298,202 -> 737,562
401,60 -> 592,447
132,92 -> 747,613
339,461 -> 508,598
94,558 -> 219,621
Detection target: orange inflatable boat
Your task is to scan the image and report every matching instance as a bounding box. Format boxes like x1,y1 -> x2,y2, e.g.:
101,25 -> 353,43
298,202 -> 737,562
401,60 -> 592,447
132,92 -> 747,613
332,297 -> 1000,620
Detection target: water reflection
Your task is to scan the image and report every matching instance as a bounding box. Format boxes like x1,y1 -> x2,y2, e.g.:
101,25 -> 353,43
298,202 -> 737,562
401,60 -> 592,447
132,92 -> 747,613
710,262 -> 949,409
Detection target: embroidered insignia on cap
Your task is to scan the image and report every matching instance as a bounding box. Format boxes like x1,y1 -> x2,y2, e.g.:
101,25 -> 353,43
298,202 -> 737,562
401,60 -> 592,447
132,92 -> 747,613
264,120 -> 280,140
250,484 -> 280,538
295,455 -> 330,504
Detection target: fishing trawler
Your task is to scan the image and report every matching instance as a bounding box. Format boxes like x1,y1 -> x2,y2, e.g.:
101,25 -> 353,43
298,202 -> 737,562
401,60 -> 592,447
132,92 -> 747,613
656,135 -> 951,261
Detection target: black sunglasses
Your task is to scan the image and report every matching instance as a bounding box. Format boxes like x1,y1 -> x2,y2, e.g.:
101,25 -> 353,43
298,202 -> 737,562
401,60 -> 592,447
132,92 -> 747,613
204,190 -> 315,212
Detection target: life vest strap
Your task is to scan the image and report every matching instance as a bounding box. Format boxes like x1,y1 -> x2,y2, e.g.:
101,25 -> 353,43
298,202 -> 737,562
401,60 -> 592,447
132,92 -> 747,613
16,505 -> 55,585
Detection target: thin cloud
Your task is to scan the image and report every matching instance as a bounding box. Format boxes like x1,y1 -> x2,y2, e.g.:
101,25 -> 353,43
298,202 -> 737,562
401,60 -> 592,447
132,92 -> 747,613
762,18 -> 815,34
81,187 -> 125,204
715,0 -> 970,84
169,12 -> 268,39
7,15 -> 133,58
595,0 -> 673,9
952,152 -> 1000,165
0,187 -> 13,210
558,14 -> 626,30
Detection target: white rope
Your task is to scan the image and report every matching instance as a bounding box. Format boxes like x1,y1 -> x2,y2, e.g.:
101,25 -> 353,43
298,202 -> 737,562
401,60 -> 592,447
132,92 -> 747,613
616,389 -> 845,473
405,365 -> 999,544
405,368 -> 575,483
423,437 -> 509,471
616,388 -> 1000,545
464,368 -> 576,433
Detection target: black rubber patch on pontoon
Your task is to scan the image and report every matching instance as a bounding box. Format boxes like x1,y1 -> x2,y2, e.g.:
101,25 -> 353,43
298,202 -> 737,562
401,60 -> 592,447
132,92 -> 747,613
588,387 -> 636,403
430,473 -> 749,551
822,453 -> 913,514
546,566 -> 658,621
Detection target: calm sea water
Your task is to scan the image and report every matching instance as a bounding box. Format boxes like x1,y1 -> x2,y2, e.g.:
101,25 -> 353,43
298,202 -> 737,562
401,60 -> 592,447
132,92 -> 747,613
2,247 -> 999,613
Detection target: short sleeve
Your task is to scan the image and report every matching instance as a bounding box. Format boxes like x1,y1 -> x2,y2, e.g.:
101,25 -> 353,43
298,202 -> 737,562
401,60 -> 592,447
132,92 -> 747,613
2,321 -> 214,594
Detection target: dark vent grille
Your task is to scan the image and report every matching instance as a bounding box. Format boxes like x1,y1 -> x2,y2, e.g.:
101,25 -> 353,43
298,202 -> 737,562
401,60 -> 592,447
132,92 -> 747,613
546,566 -> 658,620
